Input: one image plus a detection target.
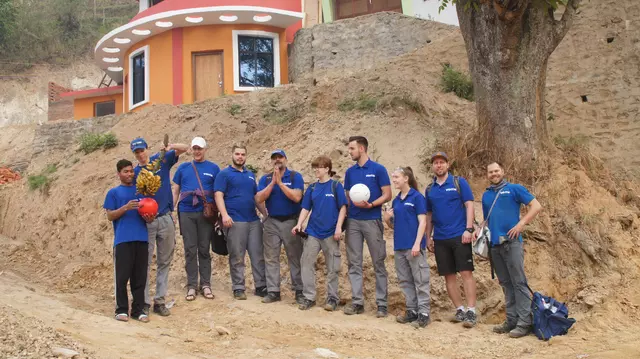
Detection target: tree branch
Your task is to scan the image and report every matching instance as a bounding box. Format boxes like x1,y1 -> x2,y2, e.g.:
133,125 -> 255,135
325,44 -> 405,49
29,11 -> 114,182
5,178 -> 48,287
493,0 -> 531,22
553,0 -> 582,46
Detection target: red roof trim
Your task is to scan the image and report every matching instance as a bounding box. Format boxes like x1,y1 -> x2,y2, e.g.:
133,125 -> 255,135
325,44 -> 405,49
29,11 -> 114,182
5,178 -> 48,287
131,0 -> 301,22
60,85 -> 124,100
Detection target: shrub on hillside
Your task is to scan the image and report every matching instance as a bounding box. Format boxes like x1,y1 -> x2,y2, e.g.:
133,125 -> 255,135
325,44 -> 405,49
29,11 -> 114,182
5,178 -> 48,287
79,132 -> 118,154
28,164 -> 57,192
440,64 -> 474,101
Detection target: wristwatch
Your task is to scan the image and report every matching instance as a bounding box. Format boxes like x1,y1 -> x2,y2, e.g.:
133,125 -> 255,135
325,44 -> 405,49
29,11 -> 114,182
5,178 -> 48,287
465,227 -> 474,233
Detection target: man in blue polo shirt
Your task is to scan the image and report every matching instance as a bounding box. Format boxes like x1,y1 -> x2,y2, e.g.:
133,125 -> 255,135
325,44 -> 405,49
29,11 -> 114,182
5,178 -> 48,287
214,144 -> 267,300
482,162 -> 542,338
425,151 -> 478,328
104,159 -> 149,323
256,149 -> 305,304
132,136 -> 188,317
343,136 -> 392,318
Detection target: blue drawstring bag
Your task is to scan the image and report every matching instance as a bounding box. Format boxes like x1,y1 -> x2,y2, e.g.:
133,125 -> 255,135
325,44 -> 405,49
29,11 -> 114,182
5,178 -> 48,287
528,285 -> 576,341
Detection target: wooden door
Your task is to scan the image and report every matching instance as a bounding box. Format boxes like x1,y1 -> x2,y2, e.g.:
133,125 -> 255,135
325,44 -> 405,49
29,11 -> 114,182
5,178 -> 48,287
193,52 -> 223,102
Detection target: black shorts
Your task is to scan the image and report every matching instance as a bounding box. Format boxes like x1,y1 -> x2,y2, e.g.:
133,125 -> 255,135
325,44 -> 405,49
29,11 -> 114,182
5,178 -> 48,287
434,236 -> 474,275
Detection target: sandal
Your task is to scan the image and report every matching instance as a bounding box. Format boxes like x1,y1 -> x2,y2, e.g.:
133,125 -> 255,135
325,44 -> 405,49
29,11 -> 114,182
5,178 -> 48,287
185,288 -> 196,301
202,286 -> 214,300
115,313 -> 129,322
135,314 -> 149,323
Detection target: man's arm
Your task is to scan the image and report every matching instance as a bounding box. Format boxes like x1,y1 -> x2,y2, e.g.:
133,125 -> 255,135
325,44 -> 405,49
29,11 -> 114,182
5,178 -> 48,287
172,184 -> 180,211
507,199 -> 543,240
465,201 -> 475,228
106,200 -> 138,221
255,178 -> 275,203
358,185 -> 392,209
256,201 -> 268,217
168,143 -> 189,156
214,192 -> 228,217
279,184 -> 303,203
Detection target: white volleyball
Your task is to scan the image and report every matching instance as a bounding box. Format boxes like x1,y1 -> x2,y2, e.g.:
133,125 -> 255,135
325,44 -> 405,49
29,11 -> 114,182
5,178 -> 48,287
349,183 -> 371,203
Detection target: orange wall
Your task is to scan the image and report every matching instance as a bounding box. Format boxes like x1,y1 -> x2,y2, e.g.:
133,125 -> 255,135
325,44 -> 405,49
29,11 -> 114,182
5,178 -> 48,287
123,30 -> 173,112
73,94 -> 123,120
181,24 -> 289,103
122,24 -> 289,112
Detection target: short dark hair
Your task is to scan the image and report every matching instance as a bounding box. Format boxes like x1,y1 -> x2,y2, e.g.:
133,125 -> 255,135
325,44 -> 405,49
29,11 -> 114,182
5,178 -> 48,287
311,155 -> 336,177
117,159 -> 133,172
487,161 -> 503,169
232,143 -> 247,153
348,136 -> 368,151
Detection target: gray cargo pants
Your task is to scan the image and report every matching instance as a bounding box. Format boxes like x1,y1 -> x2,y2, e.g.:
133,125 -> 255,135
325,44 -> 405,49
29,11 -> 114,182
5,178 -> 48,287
394,249 -> 431,315
263,217 -> 303,293
491,239 -> 532,327
345,219 -> 388,307
179,211 -> 213,290
301,235 -> 341,302
225,220 -> 266,291
144,213 -> 175,306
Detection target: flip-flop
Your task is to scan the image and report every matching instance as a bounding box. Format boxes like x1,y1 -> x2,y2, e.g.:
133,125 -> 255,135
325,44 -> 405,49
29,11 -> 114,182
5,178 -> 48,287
115,313 -> 129,322
202,286 -> 215,300
185,288 -> 196,301
135,314 -> 149,323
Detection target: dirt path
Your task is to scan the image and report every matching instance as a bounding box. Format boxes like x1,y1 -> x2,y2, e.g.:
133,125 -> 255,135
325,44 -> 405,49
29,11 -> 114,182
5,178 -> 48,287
0,267 -> 638,359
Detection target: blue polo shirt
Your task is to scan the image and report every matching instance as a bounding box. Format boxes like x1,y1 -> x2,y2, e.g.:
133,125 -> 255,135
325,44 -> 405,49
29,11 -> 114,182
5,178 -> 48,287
482,183 -> 535,245
392,188 -> 427,251
134,150 -> 178,216
213,166 -> 259,222
103,184 -> 148,247
301,180 -> 348,239
173,160 -> 221,213
425,174 -> 474,240
258,169 -> 304,217
344,159 -> 391,220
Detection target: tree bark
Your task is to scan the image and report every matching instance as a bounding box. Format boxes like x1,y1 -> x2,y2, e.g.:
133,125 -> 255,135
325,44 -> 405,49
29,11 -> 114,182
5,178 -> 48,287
456,0 -> 581,166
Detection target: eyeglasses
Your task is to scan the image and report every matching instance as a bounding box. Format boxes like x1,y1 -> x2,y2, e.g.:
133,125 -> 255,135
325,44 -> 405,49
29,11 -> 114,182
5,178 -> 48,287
394,167 -> 405,173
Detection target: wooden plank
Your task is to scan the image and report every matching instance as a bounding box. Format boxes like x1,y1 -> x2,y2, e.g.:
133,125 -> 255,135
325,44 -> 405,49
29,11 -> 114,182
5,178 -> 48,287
193,53 -> 223,102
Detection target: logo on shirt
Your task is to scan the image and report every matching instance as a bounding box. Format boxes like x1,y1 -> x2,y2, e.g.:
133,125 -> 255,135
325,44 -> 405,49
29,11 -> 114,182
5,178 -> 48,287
325,194 -> 335,198
365,174 -> 376,178
203,173 -> 214,177
283,182 -> 292,186
248,176 -> 255,180
446,188 -> 457,192
404,203 -> 415,207
499,190 -> 511,195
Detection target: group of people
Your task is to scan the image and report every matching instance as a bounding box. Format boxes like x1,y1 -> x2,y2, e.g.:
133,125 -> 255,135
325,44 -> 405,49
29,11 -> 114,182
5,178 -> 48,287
103,135 -> 542,338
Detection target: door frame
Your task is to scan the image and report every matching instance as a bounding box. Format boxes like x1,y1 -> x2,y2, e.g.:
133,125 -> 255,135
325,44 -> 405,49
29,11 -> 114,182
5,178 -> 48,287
191,50 -> 224,102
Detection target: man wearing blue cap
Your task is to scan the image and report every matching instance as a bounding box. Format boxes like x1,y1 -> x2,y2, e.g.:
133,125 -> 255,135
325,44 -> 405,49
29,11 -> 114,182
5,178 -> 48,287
131,137 -> 188,317
256,149 -> 305,304
425,151 -> 478,328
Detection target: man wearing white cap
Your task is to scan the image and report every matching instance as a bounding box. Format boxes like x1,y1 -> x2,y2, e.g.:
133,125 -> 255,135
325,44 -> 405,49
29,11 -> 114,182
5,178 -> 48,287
256,149 -> 305,304
172,137 -> 221,301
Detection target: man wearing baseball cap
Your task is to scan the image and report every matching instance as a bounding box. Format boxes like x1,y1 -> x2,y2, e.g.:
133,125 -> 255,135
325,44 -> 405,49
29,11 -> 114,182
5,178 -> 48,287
131,136 -> 188,317
172,137 -> 221,302
255,149 -> 305,304
425,151 -> 478,328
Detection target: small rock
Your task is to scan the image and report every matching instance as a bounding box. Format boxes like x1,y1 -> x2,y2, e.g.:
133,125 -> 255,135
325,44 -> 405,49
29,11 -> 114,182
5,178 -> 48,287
52,347 -> 79,358
314,348 -> 339,358
216,326 -> 231,336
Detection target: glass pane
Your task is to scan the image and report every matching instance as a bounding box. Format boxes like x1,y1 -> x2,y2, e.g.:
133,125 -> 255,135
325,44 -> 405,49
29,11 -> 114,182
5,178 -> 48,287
239,53 -> 255,87
238,36 -> 254,52
255,54 -> 274,87
132,53 -> 145,104
255,38 -> 273,53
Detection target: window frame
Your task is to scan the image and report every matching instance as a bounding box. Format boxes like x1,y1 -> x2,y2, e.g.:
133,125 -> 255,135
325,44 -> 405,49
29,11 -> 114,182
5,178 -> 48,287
232,30 -> 280,92
94,100 -> 116,117
128,45 -> 150,110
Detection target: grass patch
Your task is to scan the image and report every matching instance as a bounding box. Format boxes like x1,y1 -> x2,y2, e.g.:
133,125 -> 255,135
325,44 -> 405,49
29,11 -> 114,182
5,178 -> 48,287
28,164 -> 57,192
338,94 -> 378,112
245,164 -> 258,174
227,104 -> 243,116
79,132 -> 119,154
262,98 -> 303,124
440,64 -> 474,101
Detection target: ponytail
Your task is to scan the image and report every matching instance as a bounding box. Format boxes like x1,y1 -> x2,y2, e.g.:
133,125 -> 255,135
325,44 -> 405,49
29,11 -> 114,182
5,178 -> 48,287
404,166 -> 419,190
329,170 -> 336,177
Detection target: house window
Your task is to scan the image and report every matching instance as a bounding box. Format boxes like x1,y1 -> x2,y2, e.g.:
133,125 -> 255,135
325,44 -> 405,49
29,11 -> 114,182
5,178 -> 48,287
232,31 -> 280,91
94,100 -> 116,117
150,0 -> 164,6
128,45 -> 149,110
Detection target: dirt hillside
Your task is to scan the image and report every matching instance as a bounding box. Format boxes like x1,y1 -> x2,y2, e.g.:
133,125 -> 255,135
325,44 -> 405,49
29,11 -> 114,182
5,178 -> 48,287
1,5 -> 640,359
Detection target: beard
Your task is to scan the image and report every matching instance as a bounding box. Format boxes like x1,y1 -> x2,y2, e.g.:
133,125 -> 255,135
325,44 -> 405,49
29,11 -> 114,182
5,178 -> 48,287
232,158 -> 245,167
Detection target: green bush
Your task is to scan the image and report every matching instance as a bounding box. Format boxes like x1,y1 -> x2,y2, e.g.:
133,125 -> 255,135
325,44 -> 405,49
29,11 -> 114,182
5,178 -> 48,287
440,64 -> 474,101
338,94 -> 378,112
28,164 -> 57,191
262,98 -> 303,124
227,104 -> 243,116
79,132 -> 119,154
245,164 -> 258,174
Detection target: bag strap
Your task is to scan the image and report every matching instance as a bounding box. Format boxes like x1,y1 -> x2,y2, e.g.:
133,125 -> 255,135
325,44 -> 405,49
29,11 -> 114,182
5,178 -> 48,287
331,180 -> 340,211
190,161 -> 209,204
482,188 -> 503,226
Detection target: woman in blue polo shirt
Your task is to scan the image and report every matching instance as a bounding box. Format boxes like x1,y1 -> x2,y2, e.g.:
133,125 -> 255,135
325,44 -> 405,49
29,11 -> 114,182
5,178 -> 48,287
292,155 -> 348,312
383,166 -> 431,328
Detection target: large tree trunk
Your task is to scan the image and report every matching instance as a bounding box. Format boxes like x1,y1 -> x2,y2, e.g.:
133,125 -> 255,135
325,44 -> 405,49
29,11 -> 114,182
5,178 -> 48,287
456,0 -> 580,166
